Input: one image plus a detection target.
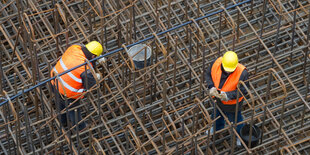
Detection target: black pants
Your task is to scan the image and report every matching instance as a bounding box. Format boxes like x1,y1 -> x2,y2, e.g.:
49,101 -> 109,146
51,85 -> 86,130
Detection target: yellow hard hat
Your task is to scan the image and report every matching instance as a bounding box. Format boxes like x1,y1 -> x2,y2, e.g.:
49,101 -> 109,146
222,51 -> 238,72
85,41 -> 103,56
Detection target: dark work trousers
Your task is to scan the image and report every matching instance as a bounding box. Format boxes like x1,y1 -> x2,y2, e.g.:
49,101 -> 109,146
211,109 -> 244,134
51,85 -> 86,130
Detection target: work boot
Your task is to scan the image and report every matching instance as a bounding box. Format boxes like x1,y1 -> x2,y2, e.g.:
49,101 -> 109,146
205,127 -> 214,135
236,138 -> 241,147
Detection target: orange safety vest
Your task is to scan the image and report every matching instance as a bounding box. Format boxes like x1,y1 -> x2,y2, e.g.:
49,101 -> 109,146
51,45 -> 91,99
211,57 -> 246,105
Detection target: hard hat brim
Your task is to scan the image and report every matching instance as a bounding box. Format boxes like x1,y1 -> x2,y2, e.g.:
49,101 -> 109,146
222,65 -> 237,72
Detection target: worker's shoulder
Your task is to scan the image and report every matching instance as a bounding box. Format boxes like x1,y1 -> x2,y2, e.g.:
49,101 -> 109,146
240,68 -> 249,79
65,44 -> 86,53
73,43 -> 85,47
237,62 -> 247,68
68,44 -> 85,48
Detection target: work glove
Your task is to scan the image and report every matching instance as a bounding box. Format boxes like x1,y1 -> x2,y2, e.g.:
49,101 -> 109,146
209,87 -> 219,97
98,57 -> 107,65
95,73 -> 102,81
219,91 -> 229,101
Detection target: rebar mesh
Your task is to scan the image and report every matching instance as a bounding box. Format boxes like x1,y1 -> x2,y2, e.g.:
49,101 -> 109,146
0,0 -> 309,154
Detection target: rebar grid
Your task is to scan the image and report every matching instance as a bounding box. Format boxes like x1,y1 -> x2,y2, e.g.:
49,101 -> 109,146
0,0 -> 309,154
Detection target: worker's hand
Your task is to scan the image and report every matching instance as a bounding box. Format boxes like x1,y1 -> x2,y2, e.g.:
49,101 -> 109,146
209,87 -> 219,97
219,91 -> 229,101
95,73 -> 102,81
98,57 -> 107,65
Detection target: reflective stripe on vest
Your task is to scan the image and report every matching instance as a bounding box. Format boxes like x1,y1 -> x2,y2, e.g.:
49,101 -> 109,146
211,57 -> 246,105
51,45 -> 91,99
59,58 -> 82,83
53,68 -> 84,93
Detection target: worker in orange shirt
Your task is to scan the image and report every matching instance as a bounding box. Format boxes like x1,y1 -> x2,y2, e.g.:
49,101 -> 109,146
205,51 -> 249,146
51,41 -> 106,130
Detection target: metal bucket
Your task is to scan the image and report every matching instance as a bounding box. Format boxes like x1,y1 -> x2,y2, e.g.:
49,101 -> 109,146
127,44 -> 152,69
240,124 -> 261,147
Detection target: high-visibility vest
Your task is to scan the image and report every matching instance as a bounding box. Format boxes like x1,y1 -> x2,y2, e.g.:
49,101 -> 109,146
211,57 -> 246,105
51,45 -> 91,99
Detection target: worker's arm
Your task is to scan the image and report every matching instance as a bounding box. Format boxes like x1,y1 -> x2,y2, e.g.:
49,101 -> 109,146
205,61 -> 215,89
225,69 -> 249,100
80,70 -> 97,89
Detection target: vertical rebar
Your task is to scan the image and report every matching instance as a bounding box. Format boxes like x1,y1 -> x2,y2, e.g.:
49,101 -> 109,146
277,97 -> 287,154
173,37 -> 177,105
301,46 -> 309,128
75,109 -> 80,155
150,40 -> 155,117
101,0 -> 105,44
218,5 -> 222,56
117,0 -> 121,64
231,89 -> 240,154
201,45 -> 206,99
97,84 -> 103,139
0,42 -> 3,93
181,118 -> 184,155
197,0 -> 200,17
191,106 -> 197,155
194,135 -> 197,155
22,88 -> 35,154
65,8 -> 69,49
104,0 -> 108,48
13,73 -> 19,155
189,30 -> 192,101
132,0 -> 136,41
125,130 -> 129,154
212,100 -> 216,154
260,72 -> 272,143
10,27 -> 21,61
167,0 -> 172,52
162,72 -> 168,154
5,98 -> 11,155
133,70 -> 137,132
35,45 -> 44,155
236,0 -> 241,44
176,138 -> 179,154
35,43 -> 47,154
142,47 -> 147,143
88,1 -> 93,40
289,0 -> 298,62
248,97 -> 255,149
65,93 -> 73,154
54,78 -> 64,154
54,3 -> 60,57
206,123 -> 210,155
271,9 -> 282,68
16,0 -> 22,27
303,13 -> 310,84
254,0 -> 267,75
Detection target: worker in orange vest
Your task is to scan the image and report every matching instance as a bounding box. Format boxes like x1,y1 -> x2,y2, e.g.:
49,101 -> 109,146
205,51 -> 249,146
51,41 -> 105,130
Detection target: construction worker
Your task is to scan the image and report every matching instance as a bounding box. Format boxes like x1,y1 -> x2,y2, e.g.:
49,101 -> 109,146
51,41 -> 105,130
205,51 -> 249,146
